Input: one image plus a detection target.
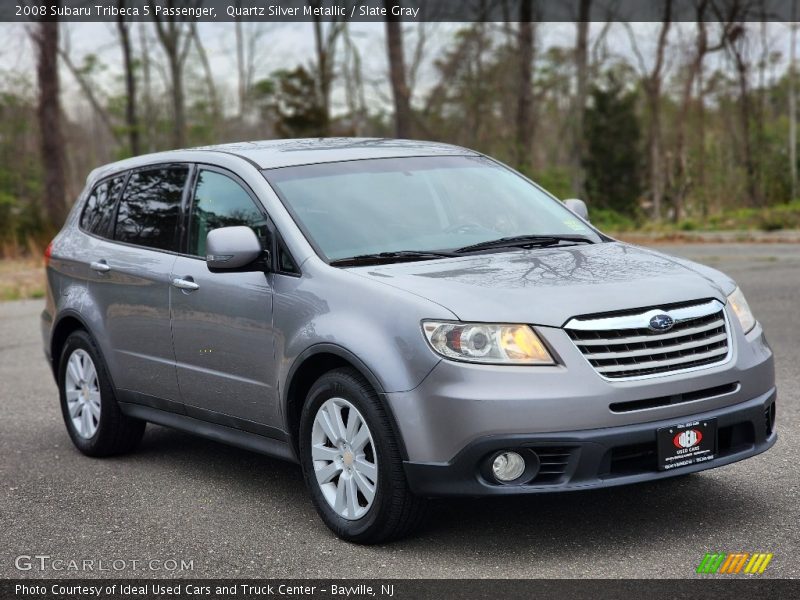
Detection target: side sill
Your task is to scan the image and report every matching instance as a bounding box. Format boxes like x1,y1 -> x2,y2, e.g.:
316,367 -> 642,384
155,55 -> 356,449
119,402 -> 298,464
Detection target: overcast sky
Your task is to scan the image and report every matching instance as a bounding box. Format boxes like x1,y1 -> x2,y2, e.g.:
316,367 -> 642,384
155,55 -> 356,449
0,21 -> 793,118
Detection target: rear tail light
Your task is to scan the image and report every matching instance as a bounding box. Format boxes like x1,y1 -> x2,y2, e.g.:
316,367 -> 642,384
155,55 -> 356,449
44,240 -> 54,267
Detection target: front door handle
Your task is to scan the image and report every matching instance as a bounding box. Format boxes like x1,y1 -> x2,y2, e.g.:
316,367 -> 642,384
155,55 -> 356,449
90,260 -> 110,273
171,277 -> 199,291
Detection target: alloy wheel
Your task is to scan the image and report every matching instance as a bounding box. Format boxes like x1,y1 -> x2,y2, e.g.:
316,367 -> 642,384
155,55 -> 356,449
311,397 -> 378,520
64,349 -> 101,439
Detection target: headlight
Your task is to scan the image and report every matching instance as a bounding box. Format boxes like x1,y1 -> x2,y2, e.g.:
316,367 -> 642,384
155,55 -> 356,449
422,321 -> 555,365
727,287 -> 756,333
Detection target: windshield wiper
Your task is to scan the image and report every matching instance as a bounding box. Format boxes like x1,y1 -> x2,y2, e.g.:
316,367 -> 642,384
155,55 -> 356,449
455,234 -> 595,254
330,250 -> 459,267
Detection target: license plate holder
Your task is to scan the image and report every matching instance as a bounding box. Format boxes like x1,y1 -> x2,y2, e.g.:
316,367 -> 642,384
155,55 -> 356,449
656,418 -> 717,471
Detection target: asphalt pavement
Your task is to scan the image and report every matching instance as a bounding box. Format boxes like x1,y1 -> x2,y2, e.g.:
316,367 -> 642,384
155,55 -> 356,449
1,243 -> 798,579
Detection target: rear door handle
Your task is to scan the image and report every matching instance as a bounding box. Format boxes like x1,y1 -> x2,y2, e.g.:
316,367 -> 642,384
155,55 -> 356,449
171,277 -> 199,291
90,260 -> 110,273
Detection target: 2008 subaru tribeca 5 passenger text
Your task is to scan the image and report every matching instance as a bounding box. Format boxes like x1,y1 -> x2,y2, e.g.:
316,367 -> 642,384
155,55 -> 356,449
42,139 -> 776,543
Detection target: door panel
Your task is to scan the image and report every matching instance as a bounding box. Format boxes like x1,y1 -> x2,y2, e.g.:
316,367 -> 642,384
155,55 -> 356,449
170,168 -> 278,427
170,259 -> 276,425
89,241 -> 180,405
88,165 -> 188,406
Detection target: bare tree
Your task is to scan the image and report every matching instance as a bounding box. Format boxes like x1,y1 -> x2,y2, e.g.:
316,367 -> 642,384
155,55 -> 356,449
670,3 -> 731,220
151,0 -> 193,148
138,24 -> 157,152
725,23 -> 762,206
385,0 -> 412,138
515,1 -> 535,169
232,12 -> 267,118
190,21 -> 221,122
341,25 -> 368,135
308,0 -> 347,133
627,0 -> 673,220
117,0 -> 140,155
31,16 -> 66,229
791,2 -> 799,200
571,0 -> 591,197
57,41 -> 118,141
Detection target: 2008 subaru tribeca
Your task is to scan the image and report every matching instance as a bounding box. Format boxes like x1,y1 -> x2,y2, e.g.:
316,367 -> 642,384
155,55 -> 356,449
42,139 -> 776,543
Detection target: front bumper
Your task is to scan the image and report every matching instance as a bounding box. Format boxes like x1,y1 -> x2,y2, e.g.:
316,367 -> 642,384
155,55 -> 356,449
403,387 -> 777,496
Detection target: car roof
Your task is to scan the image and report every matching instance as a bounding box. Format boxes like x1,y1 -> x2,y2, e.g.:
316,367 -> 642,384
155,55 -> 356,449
87,138 -> 479,184
198,138 -> 479,168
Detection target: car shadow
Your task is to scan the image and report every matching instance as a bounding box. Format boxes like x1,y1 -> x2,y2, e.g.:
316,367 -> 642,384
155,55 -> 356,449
398,474 -> 770,560
131,423 -> 769,559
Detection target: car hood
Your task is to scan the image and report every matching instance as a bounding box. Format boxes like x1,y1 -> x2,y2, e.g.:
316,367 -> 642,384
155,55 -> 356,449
350,242 -> 735,326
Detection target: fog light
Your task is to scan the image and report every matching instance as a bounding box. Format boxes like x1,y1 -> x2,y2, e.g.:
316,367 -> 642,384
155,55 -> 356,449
492,451 -> 526,482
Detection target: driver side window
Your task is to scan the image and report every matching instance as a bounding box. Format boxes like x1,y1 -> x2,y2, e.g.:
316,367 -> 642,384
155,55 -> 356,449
188,169 -> 269,257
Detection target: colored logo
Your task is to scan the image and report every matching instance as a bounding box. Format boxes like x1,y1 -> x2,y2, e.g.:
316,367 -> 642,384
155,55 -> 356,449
674,429 -> 703,449
696,552 -> 773,575
649,313 -> 675,332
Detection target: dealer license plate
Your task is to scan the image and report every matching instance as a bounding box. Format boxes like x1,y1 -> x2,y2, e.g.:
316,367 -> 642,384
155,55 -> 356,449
656,418 -> 717,471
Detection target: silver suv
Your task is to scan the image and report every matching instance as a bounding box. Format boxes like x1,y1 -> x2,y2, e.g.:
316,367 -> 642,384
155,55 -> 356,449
42,139 -> 776,543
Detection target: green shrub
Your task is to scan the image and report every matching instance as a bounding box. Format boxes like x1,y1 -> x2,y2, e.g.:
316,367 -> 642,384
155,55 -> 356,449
589,208 -> 638,232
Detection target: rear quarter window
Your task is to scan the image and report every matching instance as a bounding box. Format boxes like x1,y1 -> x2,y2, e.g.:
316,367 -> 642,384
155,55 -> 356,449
80,176 -> 126,237
114,166 -> 188,252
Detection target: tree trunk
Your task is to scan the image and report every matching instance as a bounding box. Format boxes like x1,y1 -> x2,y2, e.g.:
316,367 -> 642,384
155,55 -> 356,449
571,0 -> 591,197
167,50 -> 186,148
235,16 -> 247,117
515,1 -> 534,169
790,4 -> 798,200
152,9 -> 189,149
646,0 -> 673,221
728,25 -> 761,207
33,18 -> 66,230
311,9 -> 331,134
385,1 -> 412,138
191,22 -> 221,123
736,59 -> 760,206
672,3 -> 710,222
117,5 -> 140,155
139,24 -> 156,152
696,65 -> 708,216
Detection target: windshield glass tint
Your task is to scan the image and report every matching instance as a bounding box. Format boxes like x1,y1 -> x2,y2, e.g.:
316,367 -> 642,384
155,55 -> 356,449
264,156 -> 600,261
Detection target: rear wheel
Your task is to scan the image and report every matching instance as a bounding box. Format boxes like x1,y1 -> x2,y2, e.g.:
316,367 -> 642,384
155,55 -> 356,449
299,368 -> 427,543
58,330 -> 145,456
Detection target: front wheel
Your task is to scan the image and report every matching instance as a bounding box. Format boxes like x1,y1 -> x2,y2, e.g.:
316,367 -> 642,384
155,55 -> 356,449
299,368 -> 427,543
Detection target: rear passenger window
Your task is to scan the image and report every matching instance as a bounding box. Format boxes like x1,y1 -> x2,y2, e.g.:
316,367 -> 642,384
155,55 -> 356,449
114,166 -> 188,252
80,176 -> 125,237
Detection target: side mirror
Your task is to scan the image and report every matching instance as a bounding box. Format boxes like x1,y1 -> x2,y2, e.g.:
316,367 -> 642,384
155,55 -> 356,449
564,198 -> 589,221
206,226 -> 266,271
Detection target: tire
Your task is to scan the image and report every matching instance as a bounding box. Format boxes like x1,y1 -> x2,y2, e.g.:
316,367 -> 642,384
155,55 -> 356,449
57,330 -> 146,457
299,368 -> 427,544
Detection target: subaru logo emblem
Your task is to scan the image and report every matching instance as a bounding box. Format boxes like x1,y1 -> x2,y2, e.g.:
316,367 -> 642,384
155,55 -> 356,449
649,313 -> 675,332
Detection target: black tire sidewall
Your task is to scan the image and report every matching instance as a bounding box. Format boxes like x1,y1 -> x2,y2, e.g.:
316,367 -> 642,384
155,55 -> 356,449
57,330 -> 120,455
299,370 -> 400,542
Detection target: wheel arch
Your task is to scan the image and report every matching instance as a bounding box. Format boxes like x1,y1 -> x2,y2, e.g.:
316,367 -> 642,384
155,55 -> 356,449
283,344 -> 409,461
49,311 -> 92,378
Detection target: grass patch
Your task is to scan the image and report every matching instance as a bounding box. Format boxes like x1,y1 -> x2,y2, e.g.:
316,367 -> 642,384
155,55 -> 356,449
592,201 -> 800,234
0,257 -> 45,302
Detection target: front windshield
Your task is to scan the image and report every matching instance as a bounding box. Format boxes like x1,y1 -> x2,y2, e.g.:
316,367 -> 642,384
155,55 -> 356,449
263,155 -> 602,262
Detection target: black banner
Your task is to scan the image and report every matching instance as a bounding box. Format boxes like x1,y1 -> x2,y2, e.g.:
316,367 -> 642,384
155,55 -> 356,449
2,579 -> 800,600
1,0 -> 797,23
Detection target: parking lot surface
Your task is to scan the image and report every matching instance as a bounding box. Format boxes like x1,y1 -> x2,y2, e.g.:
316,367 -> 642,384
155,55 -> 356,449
1,243 -> 797,578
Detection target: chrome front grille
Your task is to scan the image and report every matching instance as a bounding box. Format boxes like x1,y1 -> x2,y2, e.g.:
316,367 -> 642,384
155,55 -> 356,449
564,299 -> 730,379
